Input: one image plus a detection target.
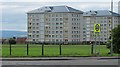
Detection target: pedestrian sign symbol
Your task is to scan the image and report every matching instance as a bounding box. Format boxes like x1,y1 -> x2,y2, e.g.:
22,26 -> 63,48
94,24 -> 100,33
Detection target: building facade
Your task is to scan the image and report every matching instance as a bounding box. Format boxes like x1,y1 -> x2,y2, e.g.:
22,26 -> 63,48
83,10 -> 120,43
27,6 -> 120,44
27,6 -> 83,44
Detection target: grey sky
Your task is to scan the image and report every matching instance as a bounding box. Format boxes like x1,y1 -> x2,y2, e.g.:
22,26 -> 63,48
1,1 -> 119,31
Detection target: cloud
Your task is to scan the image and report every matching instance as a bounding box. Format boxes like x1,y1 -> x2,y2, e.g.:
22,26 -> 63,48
1,2 -> 119,31
2,22 -> 27,31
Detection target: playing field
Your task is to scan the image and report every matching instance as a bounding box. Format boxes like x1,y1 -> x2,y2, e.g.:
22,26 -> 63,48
2,44 -> 119,57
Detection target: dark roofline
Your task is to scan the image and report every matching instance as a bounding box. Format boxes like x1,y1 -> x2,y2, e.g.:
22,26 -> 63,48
27,12 -> 84,14
27,5 -> 83,14
83,10 -> 120,17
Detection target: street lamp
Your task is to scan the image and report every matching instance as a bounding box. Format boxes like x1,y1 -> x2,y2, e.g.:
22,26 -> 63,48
91,12 -> 97,55
110,0 -> 113,56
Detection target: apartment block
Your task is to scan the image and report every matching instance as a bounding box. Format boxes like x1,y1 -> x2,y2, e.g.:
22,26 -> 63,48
83,10 -> 120,43
27,6 -> 120,44
27,6 -> 84,43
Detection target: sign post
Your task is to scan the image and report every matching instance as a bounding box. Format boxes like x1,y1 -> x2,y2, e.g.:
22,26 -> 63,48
94,24 -> 100,56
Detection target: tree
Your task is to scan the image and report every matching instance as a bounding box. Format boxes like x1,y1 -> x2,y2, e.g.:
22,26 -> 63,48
112,25 -> 120,53
9,37 -> 16,44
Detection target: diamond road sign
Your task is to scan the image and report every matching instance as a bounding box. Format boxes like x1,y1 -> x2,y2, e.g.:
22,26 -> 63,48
94,24 -> 100,33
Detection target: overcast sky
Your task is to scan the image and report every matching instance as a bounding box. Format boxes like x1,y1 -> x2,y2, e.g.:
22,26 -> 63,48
1,0 -> 120,31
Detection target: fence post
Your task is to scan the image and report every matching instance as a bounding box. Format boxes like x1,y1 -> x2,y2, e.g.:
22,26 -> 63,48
10,44 -> 11,56
27,44 -> 29,56
42,43 -> 44,56
91,44 -> 94,55
59,43 -> 61,55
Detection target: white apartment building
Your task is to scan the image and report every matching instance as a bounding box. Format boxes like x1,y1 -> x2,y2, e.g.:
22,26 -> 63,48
83,10 -> 120,43
27,6 -> 83,44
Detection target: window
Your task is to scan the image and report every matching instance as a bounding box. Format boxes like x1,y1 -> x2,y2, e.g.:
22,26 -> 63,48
65,31 -> 68,33
56,39 -> 59,42
83,28 -> 86,30
36,19 -> 39,21
60,13 -> 62,17
29,23 -> 31,25
36,31 -> 39,33
83,38 -> 86,40
101,24 -> 103,26
28,27 -> 31,29
56,23 -> 59,25
74,18 -> 76,21
104,31 -> 106,33
56,18 -> 58,21
48,18 -> 50,21
56,31 -> 58,33
65,39 -> 68,42
60,31 -> 62,33
36,39 -> 39,41
56,14 -> 58,17
65,18 -> 68,20
83,31 -> 86,33
33,23 -> 35,25
36,35 -> 39,38
33,31 -> 35,33
72,18 -> 74,21
37,23 -> 39,25
52,35 -> 54,37
60,35 -> 62,38
104,28 -> 106,30
29,35 -> 31,37
104,24 -> 106,26
33,19 -> 35,21
45,35 -> 48,37
33,39 -> 35,41
49,35 -> 51,37
46,18 -> 48,21
56,35 -> 58,37
56,27 -> 58,29
72,14 -> 74,17
36,27 -> 39,29
60,27 -> 62,29
33,35 -> 35,38
32,27 -> 35,30
60,18 -> 62,21
60,23 -> 63,25
46,27 -> 48,29
74,27 -> 76,29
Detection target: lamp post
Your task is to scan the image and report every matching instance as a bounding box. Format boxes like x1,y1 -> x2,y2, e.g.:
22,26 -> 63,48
98,32 -> 100,56
91,12 -> 97,55
110,0 -> 113,56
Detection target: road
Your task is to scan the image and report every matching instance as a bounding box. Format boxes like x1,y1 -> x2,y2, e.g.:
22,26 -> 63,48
1,57 -> 120,67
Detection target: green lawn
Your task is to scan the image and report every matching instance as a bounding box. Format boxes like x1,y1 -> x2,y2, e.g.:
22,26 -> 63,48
2,44 -> 119,57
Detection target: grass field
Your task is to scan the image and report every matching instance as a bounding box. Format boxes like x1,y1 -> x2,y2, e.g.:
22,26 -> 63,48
1,44 -> 119,57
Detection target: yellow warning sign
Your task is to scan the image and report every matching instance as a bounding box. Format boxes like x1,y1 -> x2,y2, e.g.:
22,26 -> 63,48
94,24 -> 100,33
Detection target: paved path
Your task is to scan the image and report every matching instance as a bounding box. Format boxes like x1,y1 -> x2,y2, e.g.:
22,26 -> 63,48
1,57 -> 120,67
1,65 -> 119,67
